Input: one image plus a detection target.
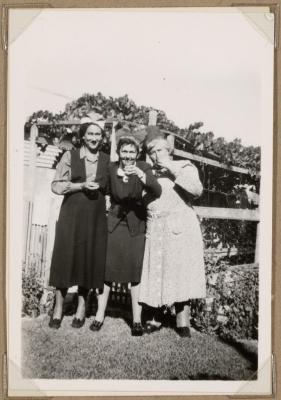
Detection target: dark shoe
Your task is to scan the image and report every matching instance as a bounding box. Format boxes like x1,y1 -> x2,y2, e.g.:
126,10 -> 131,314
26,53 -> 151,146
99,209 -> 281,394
176,326 -> 191,338
144,322 -> 162,334
131,322 -> 144,336
89,319 -> 104,332
71,317 -> 85,328
49,316 -> 63,329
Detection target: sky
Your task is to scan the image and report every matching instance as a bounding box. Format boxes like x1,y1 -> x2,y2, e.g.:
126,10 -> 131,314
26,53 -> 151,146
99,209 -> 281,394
9,8 -> 274,146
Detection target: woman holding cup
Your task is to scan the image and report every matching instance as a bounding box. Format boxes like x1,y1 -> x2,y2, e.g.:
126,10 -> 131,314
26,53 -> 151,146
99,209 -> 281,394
90,132 -> 161,336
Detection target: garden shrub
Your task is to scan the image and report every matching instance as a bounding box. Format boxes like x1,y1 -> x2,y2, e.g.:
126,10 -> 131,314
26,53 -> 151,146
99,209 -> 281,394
201,219 -> 257,265
190,256 -> 258,341
189,218 -> 258,341
22,266 -> 44,317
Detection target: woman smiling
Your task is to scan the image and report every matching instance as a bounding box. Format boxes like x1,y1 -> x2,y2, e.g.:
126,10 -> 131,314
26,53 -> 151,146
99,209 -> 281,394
48,122 -> 109,329
90,132 -> 161,336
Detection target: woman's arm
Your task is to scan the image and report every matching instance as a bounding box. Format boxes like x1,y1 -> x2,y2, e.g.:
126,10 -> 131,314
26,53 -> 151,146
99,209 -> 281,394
140,163 -> 162,198
157,159 -> 203,198
51,151 -> 85,195
173,161 -> 203,198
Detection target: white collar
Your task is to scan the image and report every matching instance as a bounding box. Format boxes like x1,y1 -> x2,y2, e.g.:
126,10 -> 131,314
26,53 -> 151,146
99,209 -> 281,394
80,146 -> 99,162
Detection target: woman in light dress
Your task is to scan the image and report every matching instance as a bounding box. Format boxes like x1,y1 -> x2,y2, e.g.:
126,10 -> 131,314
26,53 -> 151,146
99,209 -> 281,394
139,129 -> 206,337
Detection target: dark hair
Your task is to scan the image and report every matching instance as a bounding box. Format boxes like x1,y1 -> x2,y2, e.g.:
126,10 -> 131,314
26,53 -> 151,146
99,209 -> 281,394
78,122 -> 104,140
117,136 -> 140,155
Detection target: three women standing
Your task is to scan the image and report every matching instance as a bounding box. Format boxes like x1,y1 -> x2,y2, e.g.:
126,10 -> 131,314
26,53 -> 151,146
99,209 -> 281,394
49,122 -> 109,329
49,122 -> 206,338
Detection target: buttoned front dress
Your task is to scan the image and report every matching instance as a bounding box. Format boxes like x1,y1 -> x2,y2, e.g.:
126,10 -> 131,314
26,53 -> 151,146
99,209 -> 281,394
49,147 -> 109,290
105,161 -> 161,284
139,160 -> 206,307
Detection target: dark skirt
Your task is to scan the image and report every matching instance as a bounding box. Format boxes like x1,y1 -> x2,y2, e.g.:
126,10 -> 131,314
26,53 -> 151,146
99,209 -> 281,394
49,190 -> 107,289
105,220 -> 145,283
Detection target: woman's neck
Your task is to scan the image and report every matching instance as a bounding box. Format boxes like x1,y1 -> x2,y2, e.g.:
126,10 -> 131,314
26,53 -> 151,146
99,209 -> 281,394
84,146 -> 99,155
119,161 -> 136,170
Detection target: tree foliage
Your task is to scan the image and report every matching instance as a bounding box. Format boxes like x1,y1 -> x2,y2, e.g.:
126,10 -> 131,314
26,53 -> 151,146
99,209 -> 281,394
26,92 -> 260,174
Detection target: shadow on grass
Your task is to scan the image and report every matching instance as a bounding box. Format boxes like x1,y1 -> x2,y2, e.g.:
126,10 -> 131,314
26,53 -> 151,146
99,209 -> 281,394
22,312 -> 258,380
59,291 -> 133,327
219,336 -> 258,376
59,291 -> 178,329
56,291 -> 258,379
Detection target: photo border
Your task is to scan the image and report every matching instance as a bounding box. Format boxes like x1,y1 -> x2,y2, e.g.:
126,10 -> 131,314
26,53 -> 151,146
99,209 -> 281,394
1,1 -> 280,398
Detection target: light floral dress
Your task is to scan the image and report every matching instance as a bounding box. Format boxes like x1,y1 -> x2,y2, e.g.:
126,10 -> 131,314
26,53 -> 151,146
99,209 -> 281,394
139,160 -> 206,308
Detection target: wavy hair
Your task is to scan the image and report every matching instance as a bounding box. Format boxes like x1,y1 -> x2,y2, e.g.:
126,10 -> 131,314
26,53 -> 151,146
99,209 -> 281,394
116,135 -> 140,156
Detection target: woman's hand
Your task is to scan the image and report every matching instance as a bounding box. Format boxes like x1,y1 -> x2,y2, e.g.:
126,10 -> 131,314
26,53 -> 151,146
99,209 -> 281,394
82,182 -> 100,191
155,159 -> 172,170
105,195 -> 111,211
124,165 -> 145,180
155,159 -> 178,176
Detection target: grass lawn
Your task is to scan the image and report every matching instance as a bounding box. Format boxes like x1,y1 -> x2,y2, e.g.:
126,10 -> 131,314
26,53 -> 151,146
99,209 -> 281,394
22,312 -> 257,380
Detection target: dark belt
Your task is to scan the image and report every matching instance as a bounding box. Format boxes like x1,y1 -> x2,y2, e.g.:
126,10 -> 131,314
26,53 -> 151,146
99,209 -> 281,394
109,203 -> 142,219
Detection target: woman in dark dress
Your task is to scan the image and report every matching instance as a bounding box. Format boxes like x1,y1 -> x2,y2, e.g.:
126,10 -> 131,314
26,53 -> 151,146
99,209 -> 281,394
90,134 -> 161,336
49,122 -> 109,329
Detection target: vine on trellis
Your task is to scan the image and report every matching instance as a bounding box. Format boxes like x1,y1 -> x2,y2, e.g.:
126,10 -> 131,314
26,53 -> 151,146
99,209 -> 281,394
25,92 -> 260,176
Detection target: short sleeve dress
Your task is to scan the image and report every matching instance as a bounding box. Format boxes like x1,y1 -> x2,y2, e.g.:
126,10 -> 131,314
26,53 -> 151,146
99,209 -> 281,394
139,160 -> 206,307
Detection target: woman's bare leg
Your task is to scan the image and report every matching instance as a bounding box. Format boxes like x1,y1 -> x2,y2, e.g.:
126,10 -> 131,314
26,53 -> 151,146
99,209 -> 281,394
53,288 -> 67,319
75,286 -> 89,320
95,283 -> 111,322
176,303 -> 191,328
131,283 -> 142,323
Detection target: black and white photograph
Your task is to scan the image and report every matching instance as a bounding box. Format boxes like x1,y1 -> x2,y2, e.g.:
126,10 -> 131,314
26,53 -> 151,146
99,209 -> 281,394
7,7 -> 273,396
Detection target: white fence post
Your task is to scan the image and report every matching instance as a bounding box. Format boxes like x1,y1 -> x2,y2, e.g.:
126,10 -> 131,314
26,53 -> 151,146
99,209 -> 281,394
24,125 -> 38,270
148,110 -> 157,126
147,111 -> 157,163
110,123 -> 119,162
29,124 -> 38,200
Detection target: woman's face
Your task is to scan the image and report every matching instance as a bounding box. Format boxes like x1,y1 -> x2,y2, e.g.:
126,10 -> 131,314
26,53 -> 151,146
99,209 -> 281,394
148,139 -> 170,166
119,144 -> 138,167
83,125 -> 103,152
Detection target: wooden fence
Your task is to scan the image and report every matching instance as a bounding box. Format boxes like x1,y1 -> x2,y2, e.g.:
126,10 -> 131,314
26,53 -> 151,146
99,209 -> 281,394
23,211 -> 48,278
22,200 -> 259,283
24,140 -> 62,169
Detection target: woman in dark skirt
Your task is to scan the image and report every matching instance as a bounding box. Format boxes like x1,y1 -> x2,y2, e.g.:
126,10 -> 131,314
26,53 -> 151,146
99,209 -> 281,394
90,133 -> 161,336
49,122 -> 109,329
